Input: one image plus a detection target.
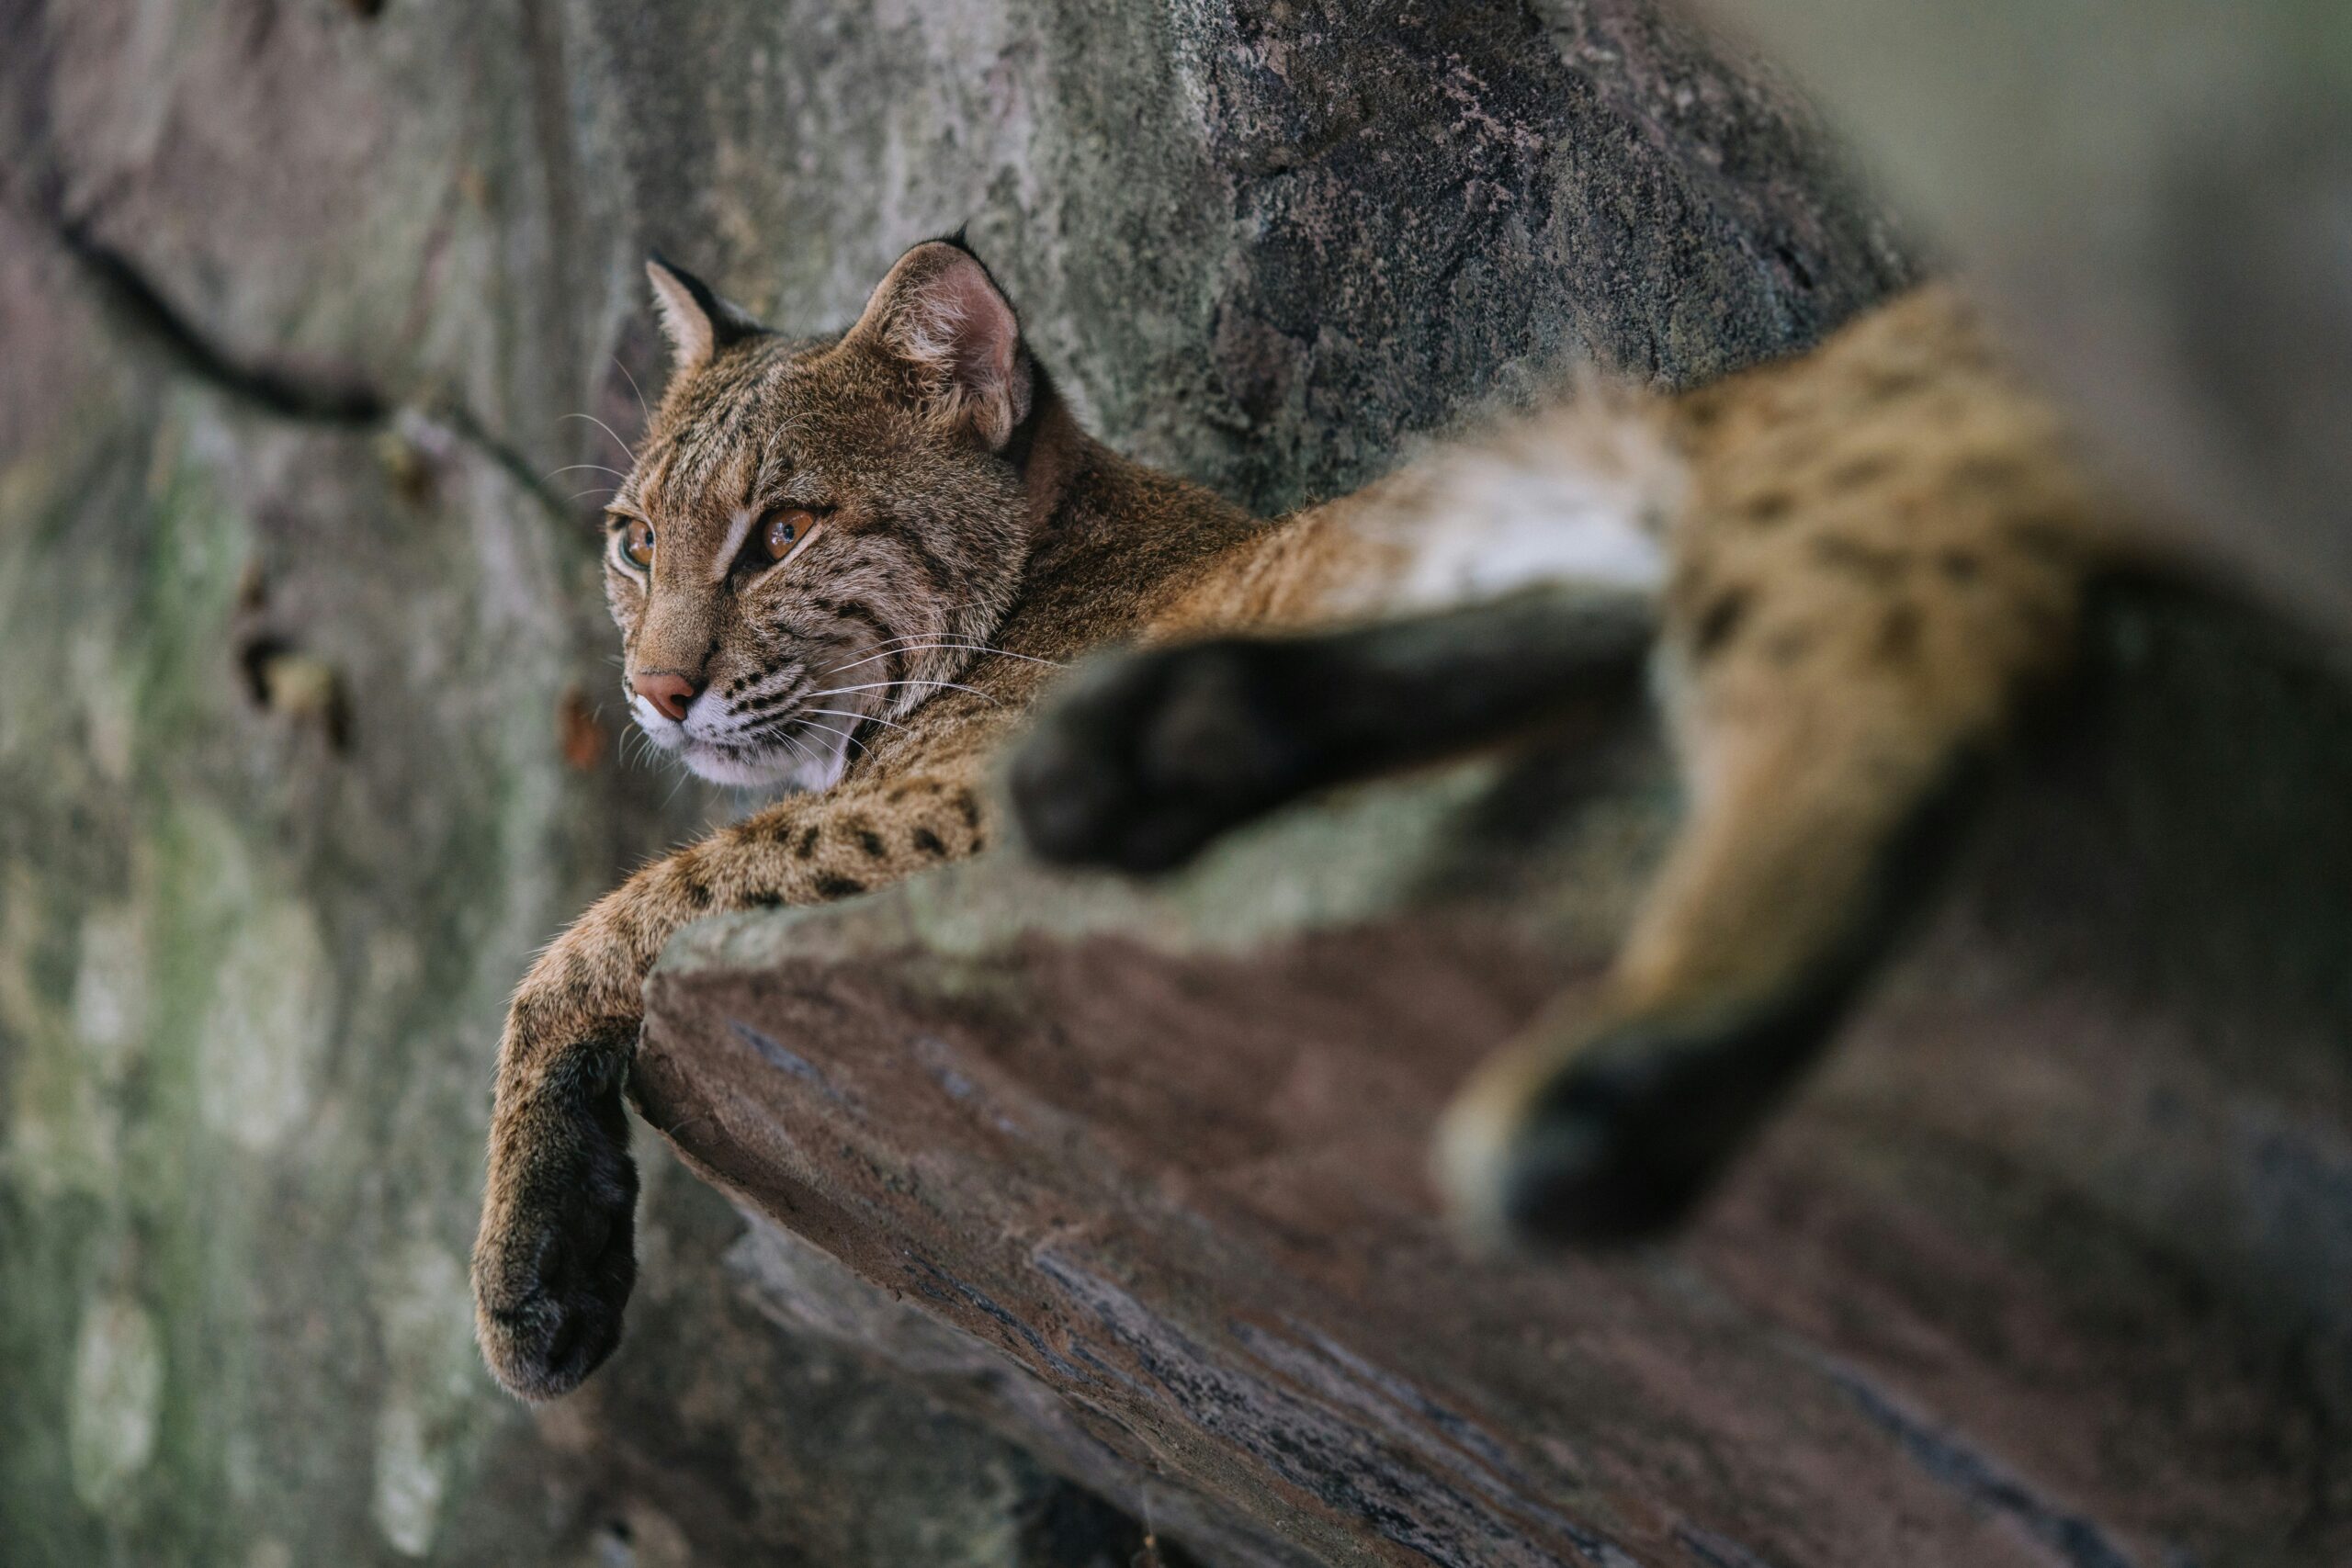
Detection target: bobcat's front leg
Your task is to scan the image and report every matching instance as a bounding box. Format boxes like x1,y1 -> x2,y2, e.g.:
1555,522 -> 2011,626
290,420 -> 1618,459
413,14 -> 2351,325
1012,588 -> 1655,872
470,885 -> 661,1401
470,769 -> 989,1400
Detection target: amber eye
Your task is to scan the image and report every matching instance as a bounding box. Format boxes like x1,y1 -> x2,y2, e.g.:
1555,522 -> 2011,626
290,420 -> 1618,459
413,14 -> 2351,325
620,518 -> 655,570
760,507 -> 821,562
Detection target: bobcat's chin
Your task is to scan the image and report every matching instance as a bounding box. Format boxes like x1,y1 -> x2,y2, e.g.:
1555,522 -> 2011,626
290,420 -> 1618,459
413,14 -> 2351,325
630,705 -> 859,792
675,734 -> 850,792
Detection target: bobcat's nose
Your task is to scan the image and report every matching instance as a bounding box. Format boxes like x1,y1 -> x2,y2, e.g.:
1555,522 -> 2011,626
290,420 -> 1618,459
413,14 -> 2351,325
631,671 -> 702,723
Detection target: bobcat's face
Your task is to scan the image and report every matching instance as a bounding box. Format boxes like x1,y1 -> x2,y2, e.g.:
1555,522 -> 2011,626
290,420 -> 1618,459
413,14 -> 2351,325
605,244 -> 1038,789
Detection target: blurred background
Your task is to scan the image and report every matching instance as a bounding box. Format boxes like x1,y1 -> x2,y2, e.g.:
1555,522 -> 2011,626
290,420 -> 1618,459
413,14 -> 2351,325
2,2 -> 2347,1565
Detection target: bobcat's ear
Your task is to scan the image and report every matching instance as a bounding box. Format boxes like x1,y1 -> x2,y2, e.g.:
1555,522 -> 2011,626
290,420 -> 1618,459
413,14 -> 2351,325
645,254 -> 765,377
843,239 -> 1033,450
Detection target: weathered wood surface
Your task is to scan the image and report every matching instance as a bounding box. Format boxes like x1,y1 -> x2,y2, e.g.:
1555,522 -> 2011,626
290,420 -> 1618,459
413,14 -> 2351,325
641,589 -> 2352,1567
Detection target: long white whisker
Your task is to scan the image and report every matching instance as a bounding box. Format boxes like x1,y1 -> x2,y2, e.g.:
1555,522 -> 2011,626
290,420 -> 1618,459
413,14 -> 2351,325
612,355 -> 650,427
854,600 -> 989,640
796,680 -> 998,704
850,628 -> 989,651
814,624 -> 989,667
545,463 -> 630,482
775,728 -> 827,770
792,717 -> 869,757
560,412 -> 638,462
802,706 -> 908,732
822,626 -> 1009,658
826,644 -> 1062,675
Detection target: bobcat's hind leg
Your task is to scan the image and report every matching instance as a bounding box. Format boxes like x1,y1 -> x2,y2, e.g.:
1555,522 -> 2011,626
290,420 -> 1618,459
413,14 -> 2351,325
1436,685 -> 1999,1246
1435,412 -> 2106,1246
1012,586 -> 1655,873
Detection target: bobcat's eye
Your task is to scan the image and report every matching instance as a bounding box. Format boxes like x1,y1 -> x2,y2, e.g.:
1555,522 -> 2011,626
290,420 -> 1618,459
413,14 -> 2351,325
620,518 -> 655,570
759,507 -> 823,563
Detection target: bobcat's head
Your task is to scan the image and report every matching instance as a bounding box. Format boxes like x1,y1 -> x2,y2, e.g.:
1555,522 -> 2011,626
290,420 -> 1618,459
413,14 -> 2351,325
603,240 -> 1046,787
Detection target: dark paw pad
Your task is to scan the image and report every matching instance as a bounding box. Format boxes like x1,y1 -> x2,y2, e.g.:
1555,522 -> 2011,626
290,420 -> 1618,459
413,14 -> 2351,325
1490,1077 -> 1721,1247
1012,641 -> 1308,874
1444,1022 -> 1778,1248
472,1109 -> 639,1401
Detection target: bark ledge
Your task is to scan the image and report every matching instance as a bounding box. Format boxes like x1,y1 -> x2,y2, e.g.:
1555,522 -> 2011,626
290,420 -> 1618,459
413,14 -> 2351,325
642,586 -> 2352,1568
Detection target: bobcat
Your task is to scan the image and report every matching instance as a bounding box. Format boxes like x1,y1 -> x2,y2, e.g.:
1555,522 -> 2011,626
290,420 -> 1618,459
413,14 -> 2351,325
473,237 -> 2121,1401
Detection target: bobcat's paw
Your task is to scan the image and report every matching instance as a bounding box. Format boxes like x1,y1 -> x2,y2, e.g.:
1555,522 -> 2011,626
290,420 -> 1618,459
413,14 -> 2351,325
471,1089 -> 639,1401
1012,640 -> 1310,873
1435,1017 -> 1763,1248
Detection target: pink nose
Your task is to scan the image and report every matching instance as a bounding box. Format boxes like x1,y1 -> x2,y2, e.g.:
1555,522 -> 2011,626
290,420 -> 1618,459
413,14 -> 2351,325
631,671 -> 700,722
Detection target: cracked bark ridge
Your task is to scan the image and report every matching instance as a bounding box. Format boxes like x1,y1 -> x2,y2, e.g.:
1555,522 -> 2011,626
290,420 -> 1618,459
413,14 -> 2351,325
35,212 -> 580,526
643,585 -> 2352,1568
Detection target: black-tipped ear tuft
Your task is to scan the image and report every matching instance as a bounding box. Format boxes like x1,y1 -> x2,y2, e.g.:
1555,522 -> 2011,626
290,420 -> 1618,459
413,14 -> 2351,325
644,254 -> 767,376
